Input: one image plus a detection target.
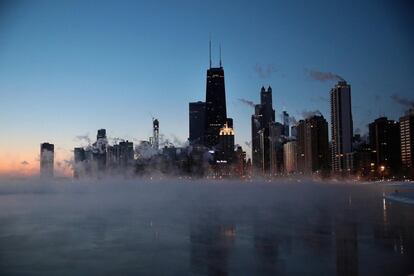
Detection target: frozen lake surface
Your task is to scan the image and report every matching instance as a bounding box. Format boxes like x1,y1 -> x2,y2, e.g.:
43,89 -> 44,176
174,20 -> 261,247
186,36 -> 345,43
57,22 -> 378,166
0,178 -> 413,275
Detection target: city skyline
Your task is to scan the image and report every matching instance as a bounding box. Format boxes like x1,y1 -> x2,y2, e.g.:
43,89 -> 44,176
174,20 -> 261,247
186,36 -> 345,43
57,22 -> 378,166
1,0 -> 414,176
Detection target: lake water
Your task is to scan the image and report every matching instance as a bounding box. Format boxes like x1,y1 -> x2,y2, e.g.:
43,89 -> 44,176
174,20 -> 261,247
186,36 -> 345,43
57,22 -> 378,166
0,178 -> 413,275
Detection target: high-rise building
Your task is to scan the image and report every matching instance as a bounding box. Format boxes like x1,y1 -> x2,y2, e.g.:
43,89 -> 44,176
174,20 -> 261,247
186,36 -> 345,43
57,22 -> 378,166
269,122 -> 284,174
204,66 -> 227,147
284,141 -> 297,174
369,117 -> 401,175
119,140 -> 134,168
282,111 -> 289,137
296,120 -> 306,173
400,111 -> 414,177
260,86 -> 275,126
40,142 -> 54,178
330,81 -> 354,173
304,115 -> 330,174
296,115 -> 329,175
251,86 -> 276,175
74,147 -> 85,178
217,123 -> 235,163
251,105 -> 264,173
97,129 -> 106,139
189,101 -> 206,144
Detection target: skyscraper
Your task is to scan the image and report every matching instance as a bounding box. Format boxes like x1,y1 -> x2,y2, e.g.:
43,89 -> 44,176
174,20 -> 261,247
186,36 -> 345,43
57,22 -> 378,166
284,140 -> 297,174
119,140 -> 134,168
296,120 -> 306,174
295,115 -> 330,175
189,101 -> 206,144
204,57 -> 227,148
304,115 -> 330,174
251,105 -> 264,172
40,142 -> 54,178
282,111 -> 289,137
74,147 -> 85,178
400,111 -> 414,177
369,117 -> 401,175
217,122 -> 235,163
251,86 -> 276,175
330,81 -> 354,173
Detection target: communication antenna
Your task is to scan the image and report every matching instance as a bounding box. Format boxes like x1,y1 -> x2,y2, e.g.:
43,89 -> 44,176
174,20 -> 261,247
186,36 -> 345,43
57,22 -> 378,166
219,43 -> 222,67
209,35 -> 212,68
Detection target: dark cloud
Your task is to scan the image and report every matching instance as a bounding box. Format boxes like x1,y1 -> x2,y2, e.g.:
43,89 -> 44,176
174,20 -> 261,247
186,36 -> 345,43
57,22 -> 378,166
254,63 -> 277,79
306,69 -> 344,82
391,94 -> 414,109
238,98 -> 256,108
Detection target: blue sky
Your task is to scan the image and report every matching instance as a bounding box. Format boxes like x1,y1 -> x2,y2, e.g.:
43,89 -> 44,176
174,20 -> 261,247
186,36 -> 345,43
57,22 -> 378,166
0,0 -> 413,173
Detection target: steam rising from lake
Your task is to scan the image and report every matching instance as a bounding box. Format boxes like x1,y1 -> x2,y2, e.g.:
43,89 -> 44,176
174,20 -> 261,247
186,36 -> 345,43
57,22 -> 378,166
0,178 -> 413,275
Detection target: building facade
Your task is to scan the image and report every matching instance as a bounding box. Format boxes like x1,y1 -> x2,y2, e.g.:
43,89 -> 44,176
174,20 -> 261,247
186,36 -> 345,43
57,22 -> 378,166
40,142 -> 54,178
400,111 -> 414,177
189,101 -> 206,145
330,81 -> 354,173
369,117 -> 401,175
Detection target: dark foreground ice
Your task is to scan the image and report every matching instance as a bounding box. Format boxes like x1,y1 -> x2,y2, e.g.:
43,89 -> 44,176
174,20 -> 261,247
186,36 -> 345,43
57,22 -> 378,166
0,178 -> 413,275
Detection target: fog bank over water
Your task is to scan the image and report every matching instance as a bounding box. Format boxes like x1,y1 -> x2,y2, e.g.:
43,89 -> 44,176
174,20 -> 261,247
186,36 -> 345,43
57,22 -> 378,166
0,178 -> 413,275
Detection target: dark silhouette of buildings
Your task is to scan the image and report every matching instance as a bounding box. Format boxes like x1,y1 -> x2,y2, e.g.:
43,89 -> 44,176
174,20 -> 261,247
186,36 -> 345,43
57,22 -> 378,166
40,142 -> 54,178
217,122 -> 235,163
282,111 -> 289,137
296,120 -> 306,174
251,86 -> 277,175
204,44 -> 228,148
331,81 -> 354,174
296,116 -> 329,175
400,111 -> 414,177
305,115 -> 330,174
369,117 -> 401,176
189,101 -> 206,145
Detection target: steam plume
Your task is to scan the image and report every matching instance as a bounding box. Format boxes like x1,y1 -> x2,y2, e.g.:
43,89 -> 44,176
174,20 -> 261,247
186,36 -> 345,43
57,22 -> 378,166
391,94 -> 414,108
306,69 -> 344,82
238,98 -> 256,108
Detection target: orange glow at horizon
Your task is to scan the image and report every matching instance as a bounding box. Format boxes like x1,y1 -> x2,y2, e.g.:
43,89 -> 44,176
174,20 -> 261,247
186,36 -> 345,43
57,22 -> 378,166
0,149 -> 72,177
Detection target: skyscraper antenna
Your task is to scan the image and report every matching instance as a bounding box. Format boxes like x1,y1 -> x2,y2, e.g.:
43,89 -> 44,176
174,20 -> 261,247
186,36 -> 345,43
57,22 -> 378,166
209,35 -> 212,68
219,43 -> 222,67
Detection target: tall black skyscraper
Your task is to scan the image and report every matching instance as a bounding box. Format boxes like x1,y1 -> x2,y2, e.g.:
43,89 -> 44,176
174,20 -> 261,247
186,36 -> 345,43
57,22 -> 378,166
189,101 -> 206,145
331,81 -> 354,173
251,86 -> 276,175
296,116 -> 329,175
204,43 -> 227,148
369,117 -> 401,175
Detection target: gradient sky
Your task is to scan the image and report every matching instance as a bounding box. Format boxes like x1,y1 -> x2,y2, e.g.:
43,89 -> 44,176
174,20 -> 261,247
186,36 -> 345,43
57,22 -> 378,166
1,0 -> 413,175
